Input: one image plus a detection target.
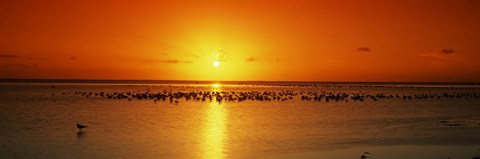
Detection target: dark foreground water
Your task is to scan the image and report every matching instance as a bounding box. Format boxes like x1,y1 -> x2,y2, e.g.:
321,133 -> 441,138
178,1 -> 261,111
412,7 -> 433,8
0,81 -> 479,159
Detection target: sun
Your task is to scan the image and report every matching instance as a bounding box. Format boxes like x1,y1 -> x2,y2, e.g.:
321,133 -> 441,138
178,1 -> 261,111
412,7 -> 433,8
213,61 -> 220,67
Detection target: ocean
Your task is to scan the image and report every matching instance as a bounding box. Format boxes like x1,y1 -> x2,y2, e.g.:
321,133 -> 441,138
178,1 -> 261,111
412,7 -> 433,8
1,80 -> 479,159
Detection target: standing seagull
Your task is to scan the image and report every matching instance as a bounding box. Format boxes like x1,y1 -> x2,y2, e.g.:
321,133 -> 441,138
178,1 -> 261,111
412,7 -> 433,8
76,123 -> 88,130
360,152 -> 371,159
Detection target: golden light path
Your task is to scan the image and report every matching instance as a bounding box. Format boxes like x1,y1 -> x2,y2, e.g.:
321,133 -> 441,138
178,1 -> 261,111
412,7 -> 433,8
201,83 -> 228,159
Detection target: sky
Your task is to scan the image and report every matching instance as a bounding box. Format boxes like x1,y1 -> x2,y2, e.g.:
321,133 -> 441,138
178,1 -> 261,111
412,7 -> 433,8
1,0 -> 480,82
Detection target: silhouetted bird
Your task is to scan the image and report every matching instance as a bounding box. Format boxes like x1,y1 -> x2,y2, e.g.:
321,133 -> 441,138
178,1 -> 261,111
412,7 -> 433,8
77,123 -> 88,130
360,152 -> 370,159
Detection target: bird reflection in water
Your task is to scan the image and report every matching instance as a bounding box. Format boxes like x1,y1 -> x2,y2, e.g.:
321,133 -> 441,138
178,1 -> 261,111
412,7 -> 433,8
76,130 -> 86,141
202,84 -> 228,159
76,123 -> 88,141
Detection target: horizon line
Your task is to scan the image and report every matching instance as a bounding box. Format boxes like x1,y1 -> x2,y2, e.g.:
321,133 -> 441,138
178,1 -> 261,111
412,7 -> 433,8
1,78 -> 479,84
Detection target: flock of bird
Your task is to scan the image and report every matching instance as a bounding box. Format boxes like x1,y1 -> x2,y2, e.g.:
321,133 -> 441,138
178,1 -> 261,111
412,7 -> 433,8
63,89 -> 480,103
65,85 -> 479,159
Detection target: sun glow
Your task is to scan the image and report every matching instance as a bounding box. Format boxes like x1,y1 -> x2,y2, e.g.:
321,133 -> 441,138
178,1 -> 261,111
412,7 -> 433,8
212,83 -> 221,88
213,61 -> 220,67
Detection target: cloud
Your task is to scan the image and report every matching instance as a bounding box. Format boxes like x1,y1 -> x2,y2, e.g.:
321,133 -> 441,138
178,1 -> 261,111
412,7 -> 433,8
162,59 -> 179,63
161,59 -> 194,64
356,47 -> 371,52
142,58 -> 193,64
212,48 -> 227,61
246,56 -> 259,62
0,53 -> 35,60
161,59 -> 195,64
2,63 -> 38,68
417,49 -> 458,62
0,54 -> 20,58
440,49 -> 454,54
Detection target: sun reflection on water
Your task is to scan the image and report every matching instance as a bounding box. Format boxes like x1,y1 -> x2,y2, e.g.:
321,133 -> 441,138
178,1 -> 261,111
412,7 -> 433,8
201,85 -> 228,159
212,83 -> 221,89
202,102 -> 227,159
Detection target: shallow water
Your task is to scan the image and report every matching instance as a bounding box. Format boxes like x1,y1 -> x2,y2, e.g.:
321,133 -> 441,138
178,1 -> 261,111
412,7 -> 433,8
0,82 -> 479,159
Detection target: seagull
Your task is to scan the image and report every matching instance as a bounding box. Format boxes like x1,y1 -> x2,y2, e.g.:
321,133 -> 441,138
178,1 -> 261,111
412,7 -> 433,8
360,152 -> 370,159
77,123 -> 88,130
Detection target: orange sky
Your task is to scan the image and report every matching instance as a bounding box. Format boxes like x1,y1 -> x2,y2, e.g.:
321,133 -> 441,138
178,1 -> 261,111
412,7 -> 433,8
1,0 -> 480,82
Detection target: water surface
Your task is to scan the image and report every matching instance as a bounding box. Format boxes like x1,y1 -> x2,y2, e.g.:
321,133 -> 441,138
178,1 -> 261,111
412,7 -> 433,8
1,81 -> 479,159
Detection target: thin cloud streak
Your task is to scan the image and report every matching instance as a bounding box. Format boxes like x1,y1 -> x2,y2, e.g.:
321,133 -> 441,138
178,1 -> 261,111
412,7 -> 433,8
0,54 -> 20,58
356,47 -> 371,52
